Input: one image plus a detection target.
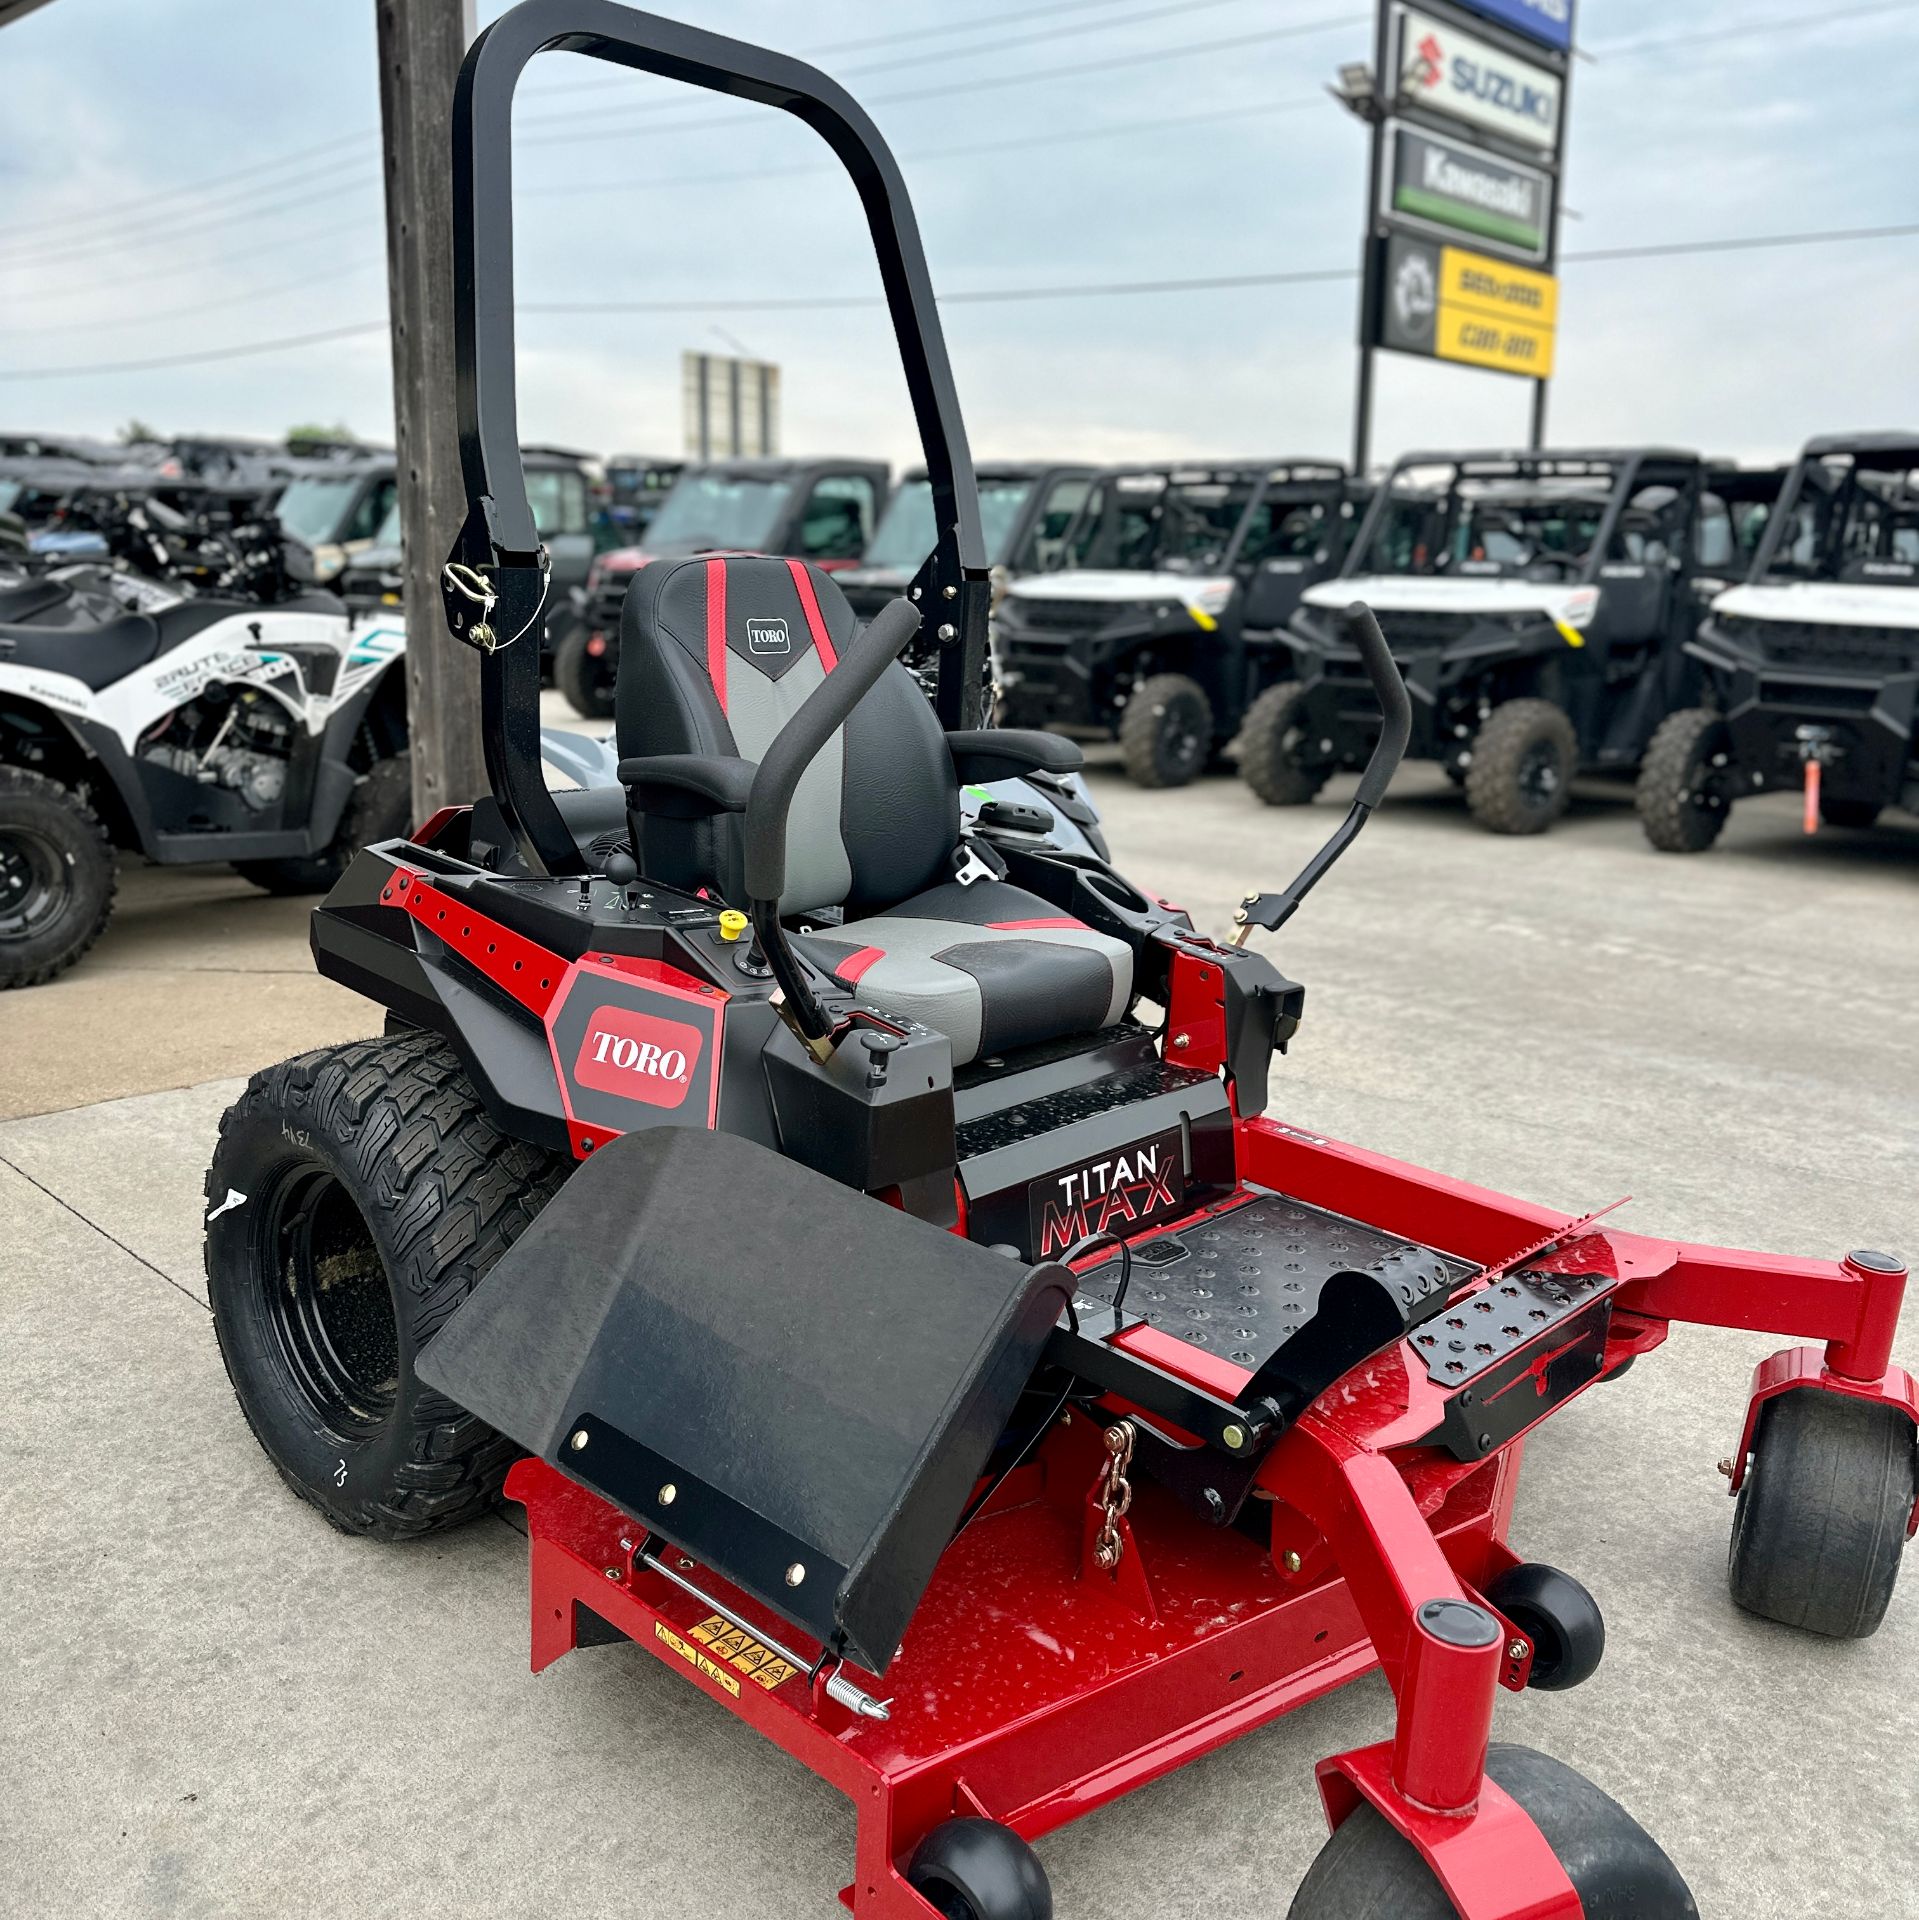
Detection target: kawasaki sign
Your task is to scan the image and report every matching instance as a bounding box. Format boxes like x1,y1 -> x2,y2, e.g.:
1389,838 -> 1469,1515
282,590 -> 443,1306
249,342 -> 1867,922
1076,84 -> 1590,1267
1392,3 -> 1563,151
1382,121 -> 1553,264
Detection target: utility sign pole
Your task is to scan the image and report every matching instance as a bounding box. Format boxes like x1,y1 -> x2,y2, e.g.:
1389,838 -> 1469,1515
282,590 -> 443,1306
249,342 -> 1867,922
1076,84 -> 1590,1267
1338,0 -> 1574,471
682,351 -> 781,460
377,0 -> 484,823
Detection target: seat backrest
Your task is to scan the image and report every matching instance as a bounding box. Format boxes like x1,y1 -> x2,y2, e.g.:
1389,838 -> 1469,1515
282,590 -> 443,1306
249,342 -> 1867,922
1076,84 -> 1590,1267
617,553 -> 959,913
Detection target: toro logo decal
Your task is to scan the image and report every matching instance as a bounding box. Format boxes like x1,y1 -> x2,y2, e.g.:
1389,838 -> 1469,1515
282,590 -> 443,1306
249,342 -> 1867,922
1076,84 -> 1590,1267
746,617 -> 791,655
573,1005 -> 704,1109
1030,1128 -> 1185,1258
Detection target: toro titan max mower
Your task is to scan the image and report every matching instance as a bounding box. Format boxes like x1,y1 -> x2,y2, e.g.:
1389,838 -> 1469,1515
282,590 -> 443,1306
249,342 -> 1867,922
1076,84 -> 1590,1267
204,9 -> 1917,1917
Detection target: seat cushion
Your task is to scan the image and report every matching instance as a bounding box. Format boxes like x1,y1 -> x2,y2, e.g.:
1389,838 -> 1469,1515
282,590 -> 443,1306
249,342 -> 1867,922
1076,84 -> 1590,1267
799,879 -> 1132,1066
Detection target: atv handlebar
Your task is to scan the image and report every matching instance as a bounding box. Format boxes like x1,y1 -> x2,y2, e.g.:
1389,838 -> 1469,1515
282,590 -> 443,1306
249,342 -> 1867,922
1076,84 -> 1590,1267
1232,603 -> 1408,944
745,595 -> 923,1048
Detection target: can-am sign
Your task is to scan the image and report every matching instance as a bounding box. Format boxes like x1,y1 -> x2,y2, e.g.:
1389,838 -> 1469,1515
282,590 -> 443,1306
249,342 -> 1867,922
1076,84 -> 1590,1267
1382,121 -> 1553,264
1393,5 -> 1563,151
1451,0 -> 1573,53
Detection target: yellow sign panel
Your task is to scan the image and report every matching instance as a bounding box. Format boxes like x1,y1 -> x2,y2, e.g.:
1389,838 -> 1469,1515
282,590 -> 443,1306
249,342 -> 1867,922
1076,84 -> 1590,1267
1436,244 -> 1557,379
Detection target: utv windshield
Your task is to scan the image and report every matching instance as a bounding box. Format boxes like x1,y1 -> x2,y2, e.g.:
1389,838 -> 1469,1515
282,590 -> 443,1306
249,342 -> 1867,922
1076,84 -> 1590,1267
1068,472 -> 1257,573
1356,467 -> 1614,580
275,475 -> 362,545
861,476 -> 1035,573
1760,455 -> 1919,585
644,472 -> 794,552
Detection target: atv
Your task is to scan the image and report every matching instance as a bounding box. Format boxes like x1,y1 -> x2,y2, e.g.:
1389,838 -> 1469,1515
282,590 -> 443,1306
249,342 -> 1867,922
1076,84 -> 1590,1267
0,490 -> 410,986
554,454 -> 889,717
1638,432 -> 1918,852
994,460 -> 1353,788
1257,449 -> 1719,833
204,10 -> 1915,1918
836,462 -> 1095,621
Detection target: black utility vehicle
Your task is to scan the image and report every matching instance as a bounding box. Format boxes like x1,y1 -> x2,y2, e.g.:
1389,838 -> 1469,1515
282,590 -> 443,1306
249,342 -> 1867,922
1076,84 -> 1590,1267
994,460 -> 1352,787
835,462 -> 1094,619
554,454 -> 888,716
1254,448 -> 1721,833
1638,433 -> 1919,851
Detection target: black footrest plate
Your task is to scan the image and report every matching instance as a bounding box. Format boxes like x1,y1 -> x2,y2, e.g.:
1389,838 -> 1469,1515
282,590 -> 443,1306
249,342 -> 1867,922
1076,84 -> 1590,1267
1072,1190 -> 1474,1373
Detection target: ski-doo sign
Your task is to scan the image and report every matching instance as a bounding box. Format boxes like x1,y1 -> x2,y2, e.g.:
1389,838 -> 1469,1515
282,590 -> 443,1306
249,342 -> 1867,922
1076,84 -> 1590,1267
1393,5 -> 1563,152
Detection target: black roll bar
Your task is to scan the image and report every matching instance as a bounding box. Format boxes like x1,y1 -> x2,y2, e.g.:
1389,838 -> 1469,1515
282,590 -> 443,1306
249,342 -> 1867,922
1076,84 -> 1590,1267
443,0 -> 990,874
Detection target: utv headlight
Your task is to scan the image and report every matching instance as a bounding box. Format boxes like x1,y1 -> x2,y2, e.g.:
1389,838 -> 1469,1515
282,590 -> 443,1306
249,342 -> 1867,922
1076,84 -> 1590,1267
1553,587 -> 1600,648
1184,578 -> 1235,628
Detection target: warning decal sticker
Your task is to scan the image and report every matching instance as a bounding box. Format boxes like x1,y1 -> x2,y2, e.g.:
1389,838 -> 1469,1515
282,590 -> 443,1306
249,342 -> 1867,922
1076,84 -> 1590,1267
688,1614 -> 802,1690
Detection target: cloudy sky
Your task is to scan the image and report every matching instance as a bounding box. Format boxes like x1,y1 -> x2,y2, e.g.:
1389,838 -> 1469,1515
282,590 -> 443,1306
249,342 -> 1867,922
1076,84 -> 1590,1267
1,0 -> 1915,474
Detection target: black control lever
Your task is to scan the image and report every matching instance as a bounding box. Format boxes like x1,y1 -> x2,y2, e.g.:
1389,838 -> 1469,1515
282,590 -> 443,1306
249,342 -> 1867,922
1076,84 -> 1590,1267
743,596 -> 923,1056
1231,602 -> 1409,945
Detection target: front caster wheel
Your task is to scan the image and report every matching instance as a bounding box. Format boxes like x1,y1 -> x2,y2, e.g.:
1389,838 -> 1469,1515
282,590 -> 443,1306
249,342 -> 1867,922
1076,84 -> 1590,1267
1288,1745 -> 1697,1918
907,1818 -> 1051,1920
1488,1561 -> 1605,1691
1729,1387 -> 1916,1638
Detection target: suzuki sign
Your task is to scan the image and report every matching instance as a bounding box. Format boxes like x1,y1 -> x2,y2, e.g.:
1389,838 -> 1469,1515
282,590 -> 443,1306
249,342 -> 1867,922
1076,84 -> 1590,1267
1392,4 -> 1563,151
1451,0 -> 1573,53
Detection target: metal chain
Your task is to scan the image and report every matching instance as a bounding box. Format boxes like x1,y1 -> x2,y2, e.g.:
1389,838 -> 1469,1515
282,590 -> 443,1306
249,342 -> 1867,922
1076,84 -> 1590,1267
1093,1419 -> 1136,1571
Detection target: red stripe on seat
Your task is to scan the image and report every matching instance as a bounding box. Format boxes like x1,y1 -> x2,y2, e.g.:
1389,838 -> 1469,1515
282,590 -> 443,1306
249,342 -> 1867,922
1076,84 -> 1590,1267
986,916 -> 1086,931
833,945 -> 886,983
785,558 -> 840,671
705,557 -> 728,710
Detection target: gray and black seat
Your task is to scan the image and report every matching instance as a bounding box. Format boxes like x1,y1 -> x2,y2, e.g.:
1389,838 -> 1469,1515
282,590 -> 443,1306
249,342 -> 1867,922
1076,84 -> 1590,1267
616,554 -> 1133,1065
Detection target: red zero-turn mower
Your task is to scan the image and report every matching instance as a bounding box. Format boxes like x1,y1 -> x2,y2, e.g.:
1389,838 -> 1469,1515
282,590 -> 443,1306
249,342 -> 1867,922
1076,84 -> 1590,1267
203,8 -> 1918,1916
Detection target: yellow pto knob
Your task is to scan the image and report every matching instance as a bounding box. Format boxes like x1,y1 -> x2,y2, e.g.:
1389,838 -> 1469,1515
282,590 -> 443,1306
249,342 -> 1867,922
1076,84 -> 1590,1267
718,910 -> 749,943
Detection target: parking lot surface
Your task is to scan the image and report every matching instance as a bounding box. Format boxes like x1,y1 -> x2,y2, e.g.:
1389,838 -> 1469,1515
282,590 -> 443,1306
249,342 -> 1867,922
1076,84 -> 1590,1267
3,752 -> 1915,1917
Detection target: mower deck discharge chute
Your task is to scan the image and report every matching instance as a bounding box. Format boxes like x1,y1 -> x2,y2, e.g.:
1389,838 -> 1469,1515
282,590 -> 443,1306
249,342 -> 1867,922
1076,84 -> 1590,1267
203,6 -> 1918,1916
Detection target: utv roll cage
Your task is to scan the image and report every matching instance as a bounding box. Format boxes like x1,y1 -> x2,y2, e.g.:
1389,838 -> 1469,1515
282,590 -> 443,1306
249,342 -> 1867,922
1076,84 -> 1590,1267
1748,434 -> 1919,585
1058,460 -> 1348,576
439,1 -> 989,882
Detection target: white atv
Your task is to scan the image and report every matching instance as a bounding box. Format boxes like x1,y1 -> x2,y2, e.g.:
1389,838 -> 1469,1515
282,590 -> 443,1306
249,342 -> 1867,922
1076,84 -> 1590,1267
0,496 -> 411,987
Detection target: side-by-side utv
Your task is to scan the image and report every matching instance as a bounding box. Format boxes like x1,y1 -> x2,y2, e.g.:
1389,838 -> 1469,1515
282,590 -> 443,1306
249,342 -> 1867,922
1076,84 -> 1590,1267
203,10 -> 1915,1918
994,460 -> 1353,787
1638,432 -> 1918,851
836,462 -> 1095,620
1250,449 -> 1721,833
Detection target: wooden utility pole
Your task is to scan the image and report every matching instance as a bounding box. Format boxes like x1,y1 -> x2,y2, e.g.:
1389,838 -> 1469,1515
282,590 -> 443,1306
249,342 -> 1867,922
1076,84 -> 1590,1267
376,0 -> 486,820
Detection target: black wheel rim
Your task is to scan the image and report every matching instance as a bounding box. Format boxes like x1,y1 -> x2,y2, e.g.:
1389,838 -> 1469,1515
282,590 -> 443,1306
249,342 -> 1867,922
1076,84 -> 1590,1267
1161,699 -> 1206,777
1517,739 -> 1563,809
0,826 -> 67,940
263,1168 -> 400,1436
1683,733 -> 1731,825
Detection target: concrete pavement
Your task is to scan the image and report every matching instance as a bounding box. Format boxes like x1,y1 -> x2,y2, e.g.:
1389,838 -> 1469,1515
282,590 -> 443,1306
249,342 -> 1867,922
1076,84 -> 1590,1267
2,753 -> 1915,1917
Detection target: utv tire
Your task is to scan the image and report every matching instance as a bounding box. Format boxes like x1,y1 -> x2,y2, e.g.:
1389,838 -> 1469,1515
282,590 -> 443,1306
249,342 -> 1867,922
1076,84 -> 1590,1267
1464,699 -> 1577,835
1636,709 -> 1733,854
1239,681 -> 1331,806
205,1030 -> 567,1539
1728,1387 -> 1916,1638
0,766 -> 116,989
1119,673 -> 1212,788
555,621 -> 618,720
1288,1744 -> 1697,1919
235,750 -> 413,895
1819,796 -> 1881,830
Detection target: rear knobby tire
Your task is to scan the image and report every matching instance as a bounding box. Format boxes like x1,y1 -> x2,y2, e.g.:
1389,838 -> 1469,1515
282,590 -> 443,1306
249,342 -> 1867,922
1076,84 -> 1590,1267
1118,672 -> 1212,789
1238,680 -> 1331,806
555,620 -> 618,720
235,750 -> 413,895
205,1030 -> 567,1539
1729,1388 -> 1916,1638
1636,708 -> 1733,854
0,765 -> 116,988
1288,1745 -> 1697,1919
1463,698 -> 1577,835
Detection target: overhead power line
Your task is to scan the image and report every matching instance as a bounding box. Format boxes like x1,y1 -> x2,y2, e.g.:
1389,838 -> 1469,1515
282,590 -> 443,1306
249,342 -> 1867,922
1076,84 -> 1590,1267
1592,0 -> 1918,59
3,221 -> 1914,380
